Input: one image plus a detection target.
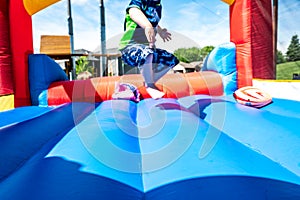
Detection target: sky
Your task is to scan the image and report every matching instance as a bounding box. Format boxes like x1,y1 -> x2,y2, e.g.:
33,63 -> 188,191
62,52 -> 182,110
32,0 -> 300,54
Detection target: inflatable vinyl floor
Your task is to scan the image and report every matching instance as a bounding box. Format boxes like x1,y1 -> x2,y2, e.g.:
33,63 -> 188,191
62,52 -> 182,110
0,95 -> 300,199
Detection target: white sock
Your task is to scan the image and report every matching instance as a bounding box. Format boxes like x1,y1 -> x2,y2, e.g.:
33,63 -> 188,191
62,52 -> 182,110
146,87 -> 165,99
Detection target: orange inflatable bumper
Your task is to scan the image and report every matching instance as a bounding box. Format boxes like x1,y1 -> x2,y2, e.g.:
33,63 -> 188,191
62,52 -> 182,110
47,71 -> 223,106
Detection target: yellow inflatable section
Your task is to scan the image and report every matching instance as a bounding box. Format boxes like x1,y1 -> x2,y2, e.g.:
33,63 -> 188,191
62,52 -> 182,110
0,95 -> 14,112
23,0 -> 234,16
221,0 -> 235,5
23,0 -> 61,15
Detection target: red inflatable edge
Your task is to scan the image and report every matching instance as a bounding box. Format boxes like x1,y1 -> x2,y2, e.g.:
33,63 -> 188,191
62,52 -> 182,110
47,72 -> 224,106
9,0 -> 33,107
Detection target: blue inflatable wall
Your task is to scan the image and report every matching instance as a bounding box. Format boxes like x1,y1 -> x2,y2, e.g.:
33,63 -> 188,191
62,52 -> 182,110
202,42 -> 237,94
28,54 -> 68,106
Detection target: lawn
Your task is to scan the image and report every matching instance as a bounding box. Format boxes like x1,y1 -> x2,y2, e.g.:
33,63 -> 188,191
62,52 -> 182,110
276,61 -> 300,80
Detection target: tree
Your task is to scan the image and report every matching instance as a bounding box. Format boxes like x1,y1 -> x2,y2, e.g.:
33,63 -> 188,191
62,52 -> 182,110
201,46 -> 215,58
174,47 -> 201,63
276,50 -> 286,64
173,48 -> 190,63
173,46 -> 214,63
75,56 -> 94,76
286,35 -> 300,62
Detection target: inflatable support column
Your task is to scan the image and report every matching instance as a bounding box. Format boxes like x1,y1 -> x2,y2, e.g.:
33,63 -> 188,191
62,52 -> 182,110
230,0 -> 274,88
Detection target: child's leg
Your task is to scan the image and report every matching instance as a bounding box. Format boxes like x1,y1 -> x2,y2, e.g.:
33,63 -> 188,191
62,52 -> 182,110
152,48 -> 179,82
153,65 -> 171,83
140,54 -> 165,99
140,54 -> 155,88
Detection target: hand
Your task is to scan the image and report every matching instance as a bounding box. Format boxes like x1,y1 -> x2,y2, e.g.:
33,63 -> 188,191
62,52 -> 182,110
158,28 -> 172,42
145,26 -> 156,48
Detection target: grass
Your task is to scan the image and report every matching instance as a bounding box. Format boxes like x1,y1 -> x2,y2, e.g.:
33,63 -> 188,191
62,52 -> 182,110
276,61 -> 300,80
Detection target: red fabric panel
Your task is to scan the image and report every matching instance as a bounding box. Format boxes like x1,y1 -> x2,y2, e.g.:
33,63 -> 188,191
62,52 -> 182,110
230,0 -> 274,88
48,81 -> 84,105
0,0 -> 14,95
47,72 -> 223,106
9,0 -> 33,107
184,71 -> 224,96
156,73 -> 191,99
251,0 -> 274,79
230,0 -> 253,88
88,76 -> 122,102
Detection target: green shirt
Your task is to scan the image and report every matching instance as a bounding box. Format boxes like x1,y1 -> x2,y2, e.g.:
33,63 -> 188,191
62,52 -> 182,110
119,0 -> 162,50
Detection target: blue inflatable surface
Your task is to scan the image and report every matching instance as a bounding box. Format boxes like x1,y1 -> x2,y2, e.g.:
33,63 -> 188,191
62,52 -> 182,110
0,96 -> 300,199
28,54 -> 68,106
0,103 -> 96,182
202,42 -> 237,95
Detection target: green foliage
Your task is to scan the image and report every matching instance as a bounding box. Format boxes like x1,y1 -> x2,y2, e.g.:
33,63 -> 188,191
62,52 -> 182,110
174,46 -> 214,63
286,35 -> 300,62
276,61 -> 300,80
200,46 -> 215,58
174,47 -> 201,63
173,48 -> 190,63
75,56 -> 94,75
276,50 -> 286,64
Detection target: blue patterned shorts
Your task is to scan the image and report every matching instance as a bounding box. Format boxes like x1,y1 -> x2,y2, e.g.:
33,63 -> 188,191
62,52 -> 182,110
121,44 -> 179,72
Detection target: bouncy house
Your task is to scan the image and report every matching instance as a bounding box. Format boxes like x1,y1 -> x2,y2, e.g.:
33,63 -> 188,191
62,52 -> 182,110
1,0 -> 300,199
0,0 -> 274,109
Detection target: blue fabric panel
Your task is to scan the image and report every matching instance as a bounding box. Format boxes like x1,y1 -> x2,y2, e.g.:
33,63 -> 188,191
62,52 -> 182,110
0,106 -> 53,128
202,42 -> 237,94
55,100 -> 143,190
0,137 -> 142,200
222,70 -> 237,94
0,102 -> 95,182
28,54 -> 68,106
139,100 -> 300,192
261,97 -> 300,119
202,42 -> 236,75
182,95 -> 300,177
1,97 -> 300,199
145,176 -> 300,199
38,90 -> 48,106
0,100 -> 144,199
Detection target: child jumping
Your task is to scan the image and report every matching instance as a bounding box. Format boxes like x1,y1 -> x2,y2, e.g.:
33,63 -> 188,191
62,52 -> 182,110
119,0 -> 179,99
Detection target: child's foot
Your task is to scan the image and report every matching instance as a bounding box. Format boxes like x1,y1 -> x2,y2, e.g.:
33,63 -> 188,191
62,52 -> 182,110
146,87 -> 165,99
